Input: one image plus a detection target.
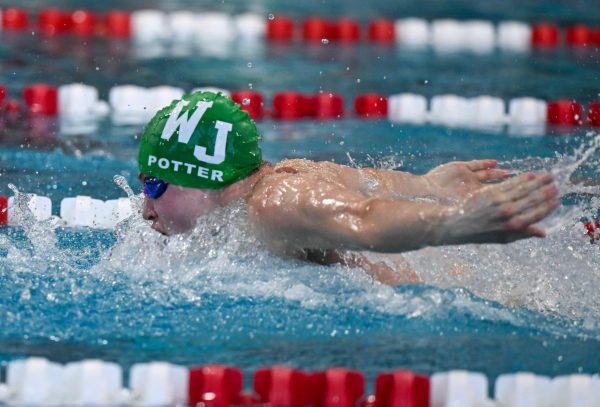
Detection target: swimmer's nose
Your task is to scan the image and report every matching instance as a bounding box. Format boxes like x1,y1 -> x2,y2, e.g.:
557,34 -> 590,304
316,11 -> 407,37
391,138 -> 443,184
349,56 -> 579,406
142,198 -> 157,221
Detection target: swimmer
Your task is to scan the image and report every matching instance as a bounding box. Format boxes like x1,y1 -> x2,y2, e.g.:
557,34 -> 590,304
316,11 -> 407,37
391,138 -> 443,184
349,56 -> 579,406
138,92 -> 560,284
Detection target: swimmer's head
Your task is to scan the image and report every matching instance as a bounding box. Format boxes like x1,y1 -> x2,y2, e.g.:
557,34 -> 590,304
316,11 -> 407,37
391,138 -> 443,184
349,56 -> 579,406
138,91 -> 263,235
138,91 -> 262,190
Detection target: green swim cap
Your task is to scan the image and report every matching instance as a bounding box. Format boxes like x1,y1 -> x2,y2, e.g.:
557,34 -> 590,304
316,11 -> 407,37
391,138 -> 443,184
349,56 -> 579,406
138,91 -> 262,189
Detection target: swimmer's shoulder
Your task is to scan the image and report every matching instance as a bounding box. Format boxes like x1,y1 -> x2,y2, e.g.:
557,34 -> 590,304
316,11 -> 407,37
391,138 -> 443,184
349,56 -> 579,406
273,158 -> 343,175
249,159 -> 344,211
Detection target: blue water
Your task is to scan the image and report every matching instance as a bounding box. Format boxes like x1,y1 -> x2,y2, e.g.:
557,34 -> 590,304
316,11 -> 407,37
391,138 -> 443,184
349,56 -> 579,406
1,0 -> 600,389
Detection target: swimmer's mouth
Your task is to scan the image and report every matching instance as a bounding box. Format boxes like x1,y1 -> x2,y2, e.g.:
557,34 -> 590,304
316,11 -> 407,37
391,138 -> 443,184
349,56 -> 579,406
151,222 -> 169,236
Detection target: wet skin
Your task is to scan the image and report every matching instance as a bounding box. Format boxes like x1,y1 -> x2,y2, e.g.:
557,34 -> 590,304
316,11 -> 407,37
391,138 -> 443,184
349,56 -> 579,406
141,159 -> 560,284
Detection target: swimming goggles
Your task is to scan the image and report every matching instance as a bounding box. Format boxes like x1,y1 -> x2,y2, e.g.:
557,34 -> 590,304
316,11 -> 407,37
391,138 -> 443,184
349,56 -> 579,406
142,176 -> 168,199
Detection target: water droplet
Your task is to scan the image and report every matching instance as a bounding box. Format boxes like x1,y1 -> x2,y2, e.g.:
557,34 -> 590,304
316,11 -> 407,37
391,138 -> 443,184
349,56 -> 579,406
242,98 -> 250,105
268,14 -> 275,20
113,175 -> 135,198
248,83 -> 253,89
346,66 -> 350,71
356,78 -> 361,83
321,38 -> 329,44
247,62 -> 253,68
20,289 -> 31,301
81,180 -> 88,186
95,66 -> 99,71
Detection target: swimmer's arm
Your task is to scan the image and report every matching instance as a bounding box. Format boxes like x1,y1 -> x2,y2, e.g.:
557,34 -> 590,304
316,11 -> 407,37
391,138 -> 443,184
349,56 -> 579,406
248,172 -> 557,254
334,160 -> 510,201
303,249 -> 421,285
248,176 -> 449,253
333,164 -> 436,199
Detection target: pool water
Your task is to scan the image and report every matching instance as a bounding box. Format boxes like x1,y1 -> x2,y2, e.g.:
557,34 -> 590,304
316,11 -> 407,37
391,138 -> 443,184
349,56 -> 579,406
1,0 -> 600,388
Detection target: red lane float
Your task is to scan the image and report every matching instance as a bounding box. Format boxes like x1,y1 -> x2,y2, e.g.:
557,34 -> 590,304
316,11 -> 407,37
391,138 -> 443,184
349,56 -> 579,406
335,18 -> 360,42
374,370 -> 430,407
22,84 -> 58,115
1,7 -> 29,31
70,10 -> 96,36
272,92 -> 344,120
355,93 -> 388,118
5,100 -> 22,113
231,91 -> 264,120
188,365 -> 243,407
0,196 -> 7,225
267,16 -> 294,41
254,367 -> 312,406
368,19 -> 395,43
38,8 -> 71,36
311,368 -> 365,407
309,93 -> 344,119
531,23 -> 560,47
303,17 -> 335,42
566,24 -> 592,46
593,28 -> 600,46
272,92 -> 306,119
546,100 -> 582,125
588,102 -> 600,126
584,221 -> 600,244
103,11 -> 131,38
0,86 -> 6,107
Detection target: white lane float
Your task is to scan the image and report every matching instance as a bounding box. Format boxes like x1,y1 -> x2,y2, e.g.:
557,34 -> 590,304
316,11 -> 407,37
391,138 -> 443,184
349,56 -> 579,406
63,360 -> 125,405
131,10 -> 171,44
7,195 -> 52,225
498,21 -> 532,51
394,18 -> 430,47
495,372 -> 553,406
387,93 -> 428,124
129,362 -> 188,406
60,196 -> 132,229
431,370 -> 492,407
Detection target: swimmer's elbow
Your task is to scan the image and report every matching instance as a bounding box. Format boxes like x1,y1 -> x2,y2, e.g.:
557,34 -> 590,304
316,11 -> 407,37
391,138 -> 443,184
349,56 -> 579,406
334,199 -> 397,251
344,199 -> 439,252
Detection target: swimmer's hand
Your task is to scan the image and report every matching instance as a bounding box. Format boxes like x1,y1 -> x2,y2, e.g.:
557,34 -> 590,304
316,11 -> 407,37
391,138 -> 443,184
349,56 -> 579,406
425,160 -> 511,203
438,172 -> 560,244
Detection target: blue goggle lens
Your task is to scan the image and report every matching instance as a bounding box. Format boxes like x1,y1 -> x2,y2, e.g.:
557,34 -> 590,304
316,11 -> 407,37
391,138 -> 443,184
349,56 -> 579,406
142,177 -> 168,199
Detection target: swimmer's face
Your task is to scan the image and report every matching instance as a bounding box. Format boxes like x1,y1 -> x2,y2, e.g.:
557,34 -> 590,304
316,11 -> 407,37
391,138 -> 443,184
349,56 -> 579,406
140,174 -> 221,235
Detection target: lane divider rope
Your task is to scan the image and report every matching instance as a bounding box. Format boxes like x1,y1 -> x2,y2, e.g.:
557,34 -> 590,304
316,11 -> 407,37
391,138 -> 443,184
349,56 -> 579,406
1,83 -> 599,130
1,8 -> 600,51
0,357 -> 599,406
